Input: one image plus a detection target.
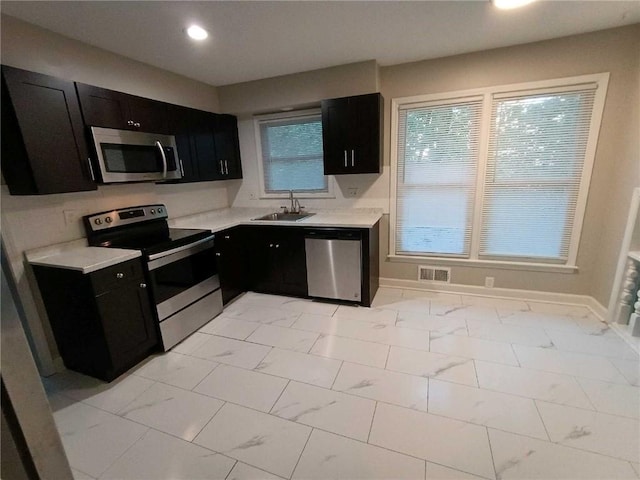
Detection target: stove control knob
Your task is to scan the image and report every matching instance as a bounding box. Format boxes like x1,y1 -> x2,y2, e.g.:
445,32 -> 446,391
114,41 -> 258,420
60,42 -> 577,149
94,218 -> 103,225
150,209 -> 155,214
105,216 -> 113,223
158,207 -> 164,214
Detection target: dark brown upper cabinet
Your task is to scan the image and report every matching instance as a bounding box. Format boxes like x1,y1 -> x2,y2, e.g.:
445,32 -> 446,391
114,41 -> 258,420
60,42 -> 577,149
1,65 -> 97,195
76,83 -> 169,134
165,105 -> 242,183
214,114 -> 243,180
321,92 -> 383,175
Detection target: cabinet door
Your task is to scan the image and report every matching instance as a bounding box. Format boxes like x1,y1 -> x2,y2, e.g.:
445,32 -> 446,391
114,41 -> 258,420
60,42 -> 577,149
276,229 -> 308,297
167,105 -> 199,182
127,95 -> 169,133
76,83 -> 130,129
245,227 -> 307,297
216,227 -> 248,304
250,237 -> 282,294
349,93 -> 382,174
321,93 -> 382,175
321,97 -> 350,175
214,114 -> 243,180
192,111 -> 223,181
94,279 -> 157,373
1,66 -> 96,194
77,83 -> 169,133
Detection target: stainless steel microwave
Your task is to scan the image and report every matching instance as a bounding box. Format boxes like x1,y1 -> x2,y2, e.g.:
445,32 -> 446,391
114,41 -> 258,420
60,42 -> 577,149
90,127 -> 182,183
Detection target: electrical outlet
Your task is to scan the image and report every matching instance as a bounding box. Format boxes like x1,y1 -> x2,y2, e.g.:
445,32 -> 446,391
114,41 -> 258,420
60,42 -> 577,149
485,276 -> 495,288
347,187 -> 358,197
63,209 -> 82,226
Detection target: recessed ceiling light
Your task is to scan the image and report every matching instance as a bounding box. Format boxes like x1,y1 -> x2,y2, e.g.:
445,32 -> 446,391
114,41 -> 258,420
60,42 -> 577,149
186,25 -> 208,41
492,0 -> 535,9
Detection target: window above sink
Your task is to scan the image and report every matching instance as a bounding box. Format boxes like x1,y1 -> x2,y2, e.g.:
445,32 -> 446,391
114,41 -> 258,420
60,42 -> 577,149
254,109 -> 335,199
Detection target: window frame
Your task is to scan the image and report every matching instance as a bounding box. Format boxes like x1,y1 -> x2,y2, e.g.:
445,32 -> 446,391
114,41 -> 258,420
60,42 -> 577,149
254,109 -> 335,199
389,73 -> 609,270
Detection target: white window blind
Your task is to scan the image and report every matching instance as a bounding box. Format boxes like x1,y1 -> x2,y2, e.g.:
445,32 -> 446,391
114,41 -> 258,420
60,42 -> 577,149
480,86 -> 597,262
396,98 -> 483,256
259,114 -> 327,194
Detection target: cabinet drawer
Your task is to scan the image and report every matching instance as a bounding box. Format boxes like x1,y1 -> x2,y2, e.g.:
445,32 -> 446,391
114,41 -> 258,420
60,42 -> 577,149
90,259 -> 144,295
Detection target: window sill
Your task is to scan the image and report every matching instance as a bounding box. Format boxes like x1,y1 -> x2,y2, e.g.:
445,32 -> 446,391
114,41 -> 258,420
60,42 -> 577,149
386,254 -> 579,274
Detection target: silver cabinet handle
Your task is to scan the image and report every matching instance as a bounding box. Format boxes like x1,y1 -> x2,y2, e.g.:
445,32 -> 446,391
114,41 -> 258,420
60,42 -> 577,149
351,149 -> 355,167
139,283 -> 147,289
134,122 -> 141,128
275,244 -> 280,248
224,235 -> 230,240
155,141 -> 168,178
215,252 -> 221,257
179,158 -> 185,177
87,157 -> 96,181
344,150 -> 348,168
116,273 -> 124,279
219,160 -> 224,175
127,120 -> 134,126
225,160 -> 229,175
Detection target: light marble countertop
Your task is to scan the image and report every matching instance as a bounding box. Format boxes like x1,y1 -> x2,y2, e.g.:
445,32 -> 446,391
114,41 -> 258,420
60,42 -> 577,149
25,239 -> 141,274
25,208 -> 382,273
169,207 -> 383,232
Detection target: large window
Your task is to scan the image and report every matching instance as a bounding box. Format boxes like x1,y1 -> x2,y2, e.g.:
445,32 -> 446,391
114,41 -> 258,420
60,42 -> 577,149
255,110 -> 331,197
392,74 -> 608,267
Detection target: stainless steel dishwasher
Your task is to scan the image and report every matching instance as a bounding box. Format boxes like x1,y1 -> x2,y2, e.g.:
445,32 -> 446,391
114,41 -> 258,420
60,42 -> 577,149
305,229 -> 362,302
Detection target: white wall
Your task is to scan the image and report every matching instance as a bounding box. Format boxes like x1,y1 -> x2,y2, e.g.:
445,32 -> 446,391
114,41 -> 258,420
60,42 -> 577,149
1,15 -> 229,374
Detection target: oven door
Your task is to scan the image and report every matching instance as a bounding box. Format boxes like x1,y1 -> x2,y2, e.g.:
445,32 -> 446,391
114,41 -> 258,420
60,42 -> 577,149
91,127 -> 182,183
146,235 -> 218,321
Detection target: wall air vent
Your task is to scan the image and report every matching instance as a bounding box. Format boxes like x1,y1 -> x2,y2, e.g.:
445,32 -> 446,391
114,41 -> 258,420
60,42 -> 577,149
418,265 -> 451,283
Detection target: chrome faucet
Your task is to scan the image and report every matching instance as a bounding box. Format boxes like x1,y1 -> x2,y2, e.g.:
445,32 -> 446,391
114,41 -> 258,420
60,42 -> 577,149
286,190 -> 303,214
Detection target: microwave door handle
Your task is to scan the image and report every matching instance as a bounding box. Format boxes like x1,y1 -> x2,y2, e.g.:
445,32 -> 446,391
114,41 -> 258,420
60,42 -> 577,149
155,141 -> 168,178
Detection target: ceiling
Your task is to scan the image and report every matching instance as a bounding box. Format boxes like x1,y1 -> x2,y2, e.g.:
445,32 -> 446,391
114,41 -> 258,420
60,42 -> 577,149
2,1 -> 639,87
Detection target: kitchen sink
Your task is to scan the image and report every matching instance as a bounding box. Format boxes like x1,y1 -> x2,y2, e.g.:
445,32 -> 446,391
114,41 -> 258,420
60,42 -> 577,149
252,212 -> 315,222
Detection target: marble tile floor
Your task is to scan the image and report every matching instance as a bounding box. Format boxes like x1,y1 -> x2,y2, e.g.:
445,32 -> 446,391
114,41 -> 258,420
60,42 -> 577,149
42,288 -> 640,480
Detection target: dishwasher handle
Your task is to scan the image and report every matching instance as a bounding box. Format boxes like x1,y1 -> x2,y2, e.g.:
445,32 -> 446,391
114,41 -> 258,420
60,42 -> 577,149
304,229 -> 362,241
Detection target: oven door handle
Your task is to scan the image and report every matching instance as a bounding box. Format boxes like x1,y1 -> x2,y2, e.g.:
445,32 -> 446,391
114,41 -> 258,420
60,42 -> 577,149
147,234 -> 215,270
156,140 -> 168,178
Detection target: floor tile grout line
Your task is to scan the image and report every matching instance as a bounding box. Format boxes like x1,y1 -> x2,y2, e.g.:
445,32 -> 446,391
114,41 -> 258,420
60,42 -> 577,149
573,376 -> 599,412
288,427 -> 314,480
93,424 -> 150,479
484,427 -> 499,480
268,379 -> 291,414
532,399 -> 553,443
188,361 -> 222,393
223,459 -> 239,480
329,361 -> 345,390
608,358 -> 636,387
189,400 -> 228,444
366,401 -> 378,443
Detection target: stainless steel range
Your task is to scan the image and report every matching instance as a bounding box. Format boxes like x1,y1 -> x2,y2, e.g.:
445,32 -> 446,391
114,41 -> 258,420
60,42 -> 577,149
83,204 -> 222,350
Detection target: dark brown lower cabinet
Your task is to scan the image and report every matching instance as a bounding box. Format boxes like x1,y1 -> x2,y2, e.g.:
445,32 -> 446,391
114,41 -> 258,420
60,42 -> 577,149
32,259 -> 158,382
215,227 -> 249,305
247,226 -> 308,298
214,223 -> 379,307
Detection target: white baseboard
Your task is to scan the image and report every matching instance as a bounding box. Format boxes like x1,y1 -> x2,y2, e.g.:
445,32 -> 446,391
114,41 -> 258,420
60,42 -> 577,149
380,277 -> 602,309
